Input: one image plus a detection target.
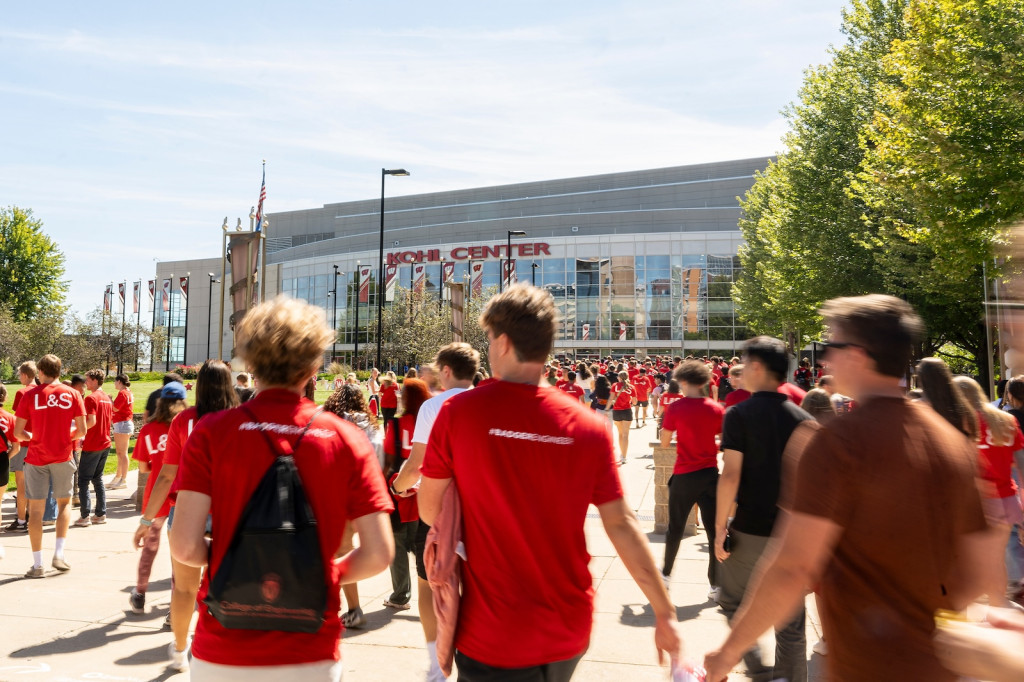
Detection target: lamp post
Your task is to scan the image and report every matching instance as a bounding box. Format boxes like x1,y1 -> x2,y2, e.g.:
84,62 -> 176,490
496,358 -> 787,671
531,262 -> 538,286
379,168 -> 410,372
503,230 -> 527,292
206,273 -> 219,360
332,265 -> 340,364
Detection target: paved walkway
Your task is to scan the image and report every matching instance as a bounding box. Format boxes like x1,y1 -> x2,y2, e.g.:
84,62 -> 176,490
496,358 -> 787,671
0,420 -> 826,681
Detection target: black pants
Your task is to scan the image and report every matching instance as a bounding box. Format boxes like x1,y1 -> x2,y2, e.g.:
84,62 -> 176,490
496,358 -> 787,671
662,467 -> 718,586
455,651 -> 584,682
382,407 -> 397,423
78,448 -> 110,518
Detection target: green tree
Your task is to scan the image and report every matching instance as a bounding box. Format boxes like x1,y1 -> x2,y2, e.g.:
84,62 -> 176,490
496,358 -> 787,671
0,207 -> 67,320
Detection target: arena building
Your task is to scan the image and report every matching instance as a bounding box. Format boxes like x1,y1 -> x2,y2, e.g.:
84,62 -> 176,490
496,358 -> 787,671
154,156 -> 769,368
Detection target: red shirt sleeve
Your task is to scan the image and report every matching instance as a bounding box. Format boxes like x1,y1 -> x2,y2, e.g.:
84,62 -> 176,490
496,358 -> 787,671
662,402 -> 678,432
163,410 -> 192,467
420,402 -> 454,480
178,418 -> 213,497
590,426 -> 623,506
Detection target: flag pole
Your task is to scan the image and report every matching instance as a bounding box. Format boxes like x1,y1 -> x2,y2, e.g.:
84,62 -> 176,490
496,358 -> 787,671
181,276 -> 190,369
150,281 -> 156,372
118,281 -> 127,374
135,280 -> 141,371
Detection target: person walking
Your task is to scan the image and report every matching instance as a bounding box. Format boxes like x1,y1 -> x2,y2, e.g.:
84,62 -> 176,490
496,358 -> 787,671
108,373 -> 134,490
74,369 -> 113,527
607,371 -> 636,464
0,385 -> 21,558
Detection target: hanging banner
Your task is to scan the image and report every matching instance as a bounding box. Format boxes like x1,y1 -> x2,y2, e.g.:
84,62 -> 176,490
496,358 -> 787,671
503,259 -> 516,289
162,279 -> 171,313
450,283 -> 465,343
413,263 -> 426,294
619,321 -> 627,341
358,265 -> 372,303
103,285 -> 111,314
441,261 -> 455,301
384,264 -> 399,302
470,260 -> 484,296
118,283 -> 126,311
582,323 -> 590,341
148,280 -> 155,310
132,282 -> 140,314
179,276 -> 189,303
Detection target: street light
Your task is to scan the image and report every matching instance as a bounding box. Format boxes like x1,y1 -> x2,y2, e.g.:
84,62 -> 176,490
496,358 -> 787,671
206,273 -> 219,360
379,168 -> 410,372
531,261 -> 539,287
332,265 -> 340,365
503,230 -> 527,292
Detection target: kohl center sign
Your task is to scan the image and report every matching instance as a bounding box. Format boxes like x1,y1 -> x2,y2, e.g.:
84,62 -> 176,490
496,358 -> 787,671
387,242 -> 551,265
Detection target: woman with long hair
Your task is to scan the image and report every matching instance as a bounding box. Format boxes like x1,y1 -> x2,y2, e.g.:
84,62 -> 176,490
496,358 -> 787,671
133,359 -> 238,671
607,370 -> 636,465
380,378 -> 432,611
954,375 -> 1024,607
916,357 -> 978,439
108,373 -> 135,490
380,371 -> 400,423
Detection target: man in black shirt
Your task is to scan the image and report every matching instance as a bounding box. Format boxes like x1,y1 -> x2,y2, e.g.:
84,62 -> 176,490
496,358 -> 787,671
714,336 -> 813,682
142,373 -> 182,423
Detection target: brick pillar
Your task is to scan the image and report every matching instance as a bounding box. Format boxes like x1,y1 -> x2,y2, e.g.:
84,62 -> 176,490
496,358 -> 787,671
652,442 -> 697,536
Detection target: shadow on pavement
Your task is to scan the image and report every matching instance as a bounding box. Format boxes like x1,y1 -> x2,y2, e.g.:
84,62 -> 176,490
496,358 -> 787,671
10,616 -> 154,659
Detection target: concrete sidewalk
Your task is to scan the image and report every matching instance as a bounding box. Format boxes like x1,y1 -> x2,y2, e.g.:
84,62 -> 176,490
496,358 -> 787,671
0,421 -> 826,681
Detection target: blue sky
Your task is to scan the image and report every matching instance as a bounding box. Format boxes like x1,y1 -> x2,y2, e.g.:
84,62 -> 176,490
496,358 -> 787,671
0,1 -> 847,315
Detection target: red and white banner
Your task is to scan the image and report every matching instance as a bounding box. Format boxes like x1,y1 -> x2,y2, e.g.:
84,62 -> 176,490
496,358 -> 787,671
582,323 -> 590,341
103,285 -> 111,314
619,321 -> 627,341
118,282 -> 126,307
358,265 -> 372,303
503,259 -> 516,289
384,265 -> 398,302
133,281 -> 140,314
470,260 -> 484,296
441,261 -> 455,301
162,279 -> 171,313
179,276 -> 189,303
412,263 -> 426,294
148,280 -> 155,309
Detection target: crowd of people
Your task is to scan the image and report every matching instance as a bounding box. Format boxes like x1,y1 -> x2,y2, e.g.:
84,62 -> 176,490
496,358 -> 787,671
3,285 -> 1024,681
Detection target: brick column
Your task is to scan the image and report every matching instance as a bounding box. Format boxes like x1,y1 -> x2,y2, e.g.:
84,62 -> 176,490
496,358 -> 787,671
652,442 -> 697,536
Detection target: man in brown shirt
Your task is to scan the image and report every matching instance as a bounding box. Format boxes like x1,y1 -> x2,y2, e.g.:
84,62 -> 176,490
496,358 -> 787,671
705,294 -> 989,681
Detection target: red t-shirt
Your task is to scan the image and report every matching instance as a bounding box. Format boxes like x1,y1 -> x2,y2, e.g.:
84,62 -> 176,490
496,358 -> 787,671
421,381 -> 623,668
976,417 -> 1024,498
661,397 -> 723,475
133,420 -> 172,517
112,388 -> 134,422
777,382 -> 807,405
560,383 -> 585,402
179,389 -> 392,667
611,382 -> 634,410
11,386 -> 31,444
165,406 -> 200,506
627,367 -> 639,382
0,408 -> 16,452
15,383 -> 86,465
83,390 -> 113,451
384,414 -> 419,522
380,384 -> 399,409
659,393 -> 682,412
724,389 -> 752,409
555,379 -> 569,390
634,375 -> 653,401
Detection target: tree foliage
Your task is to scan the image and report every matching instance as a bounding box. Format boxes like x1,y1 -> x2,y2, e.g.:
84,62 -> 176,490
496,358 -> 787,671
0,207 -> 67,320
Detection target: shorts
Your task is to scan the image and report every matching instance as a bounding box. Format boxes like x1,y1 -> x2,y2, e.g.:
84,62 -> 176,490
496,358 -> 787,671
25,460 -> 77,500
612,409 -> 633,422
414,520 -> 430,581
0,450 -> 9,482
983,495 -> 1024,527
9,447 -> 26,472
113,420 -> 135,435
636,400 -> 649,407
190,657 -> 342,682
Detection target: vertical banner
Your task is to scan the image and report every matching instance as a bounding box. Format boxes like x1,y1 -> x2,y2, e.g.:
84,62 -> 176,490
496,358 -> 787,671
582,323 -> 590,341
384,264 -> 398,302
503,259 -> 517,289
358,265 -> 372,303
179,276 -> 189,303
148,280 -> 156,311
441,261 -> 455,301
162,279 -> 171,312
103,285 -> 112,314
412,263 -> 426,294
470,260 -> 484,295
619,321 -> 627,341
133,281 -> 141,314
118,282 -> 126,312
450,283 -> 465,342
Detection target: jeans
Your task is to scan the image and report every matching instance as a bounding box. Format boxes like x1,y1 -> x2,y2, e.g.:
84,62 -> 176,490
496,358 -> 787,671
388,520 -> 418,605
717,528 -> 807,682
78,448 -> 110,518
663,467 -> 718,586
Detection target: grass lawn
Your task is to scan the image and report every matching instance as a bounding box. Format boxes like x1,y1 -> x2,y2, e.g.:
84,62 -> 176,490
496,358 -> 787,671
3,380 -> 349,491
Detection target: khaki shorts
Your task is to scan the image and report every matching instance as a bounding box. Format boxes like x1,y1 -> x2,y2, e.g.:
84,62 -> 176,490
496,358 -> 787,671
25,460 -> 77,500
190,657 -> 341,681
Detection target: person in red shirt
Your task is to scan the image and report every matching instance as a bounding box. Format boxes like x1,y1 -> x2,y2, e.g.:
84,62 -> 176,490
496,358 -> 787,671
419,284 -> 681,678
14,354 -> 87,578
134,360 -> 239,671
74,369 -> 114,527
380,371 -> 400,423
724,365 -> 752,409
559,370 -> 585,404
128,381 -> 187,615
0,384 -> 21,555
170,297 -> 393,679
6,361 -> 44,532
659,360 -> 724,595
777,380 -> 808,405
633,368 -> 653,427
656,379 -> 682,436
607,371 -> 636,465
107,373 -> 135,490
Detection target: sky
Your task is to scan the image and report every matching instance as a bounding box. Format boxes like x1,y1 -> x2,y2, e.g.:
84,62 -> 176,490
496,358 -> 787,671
0,1 -> 848,316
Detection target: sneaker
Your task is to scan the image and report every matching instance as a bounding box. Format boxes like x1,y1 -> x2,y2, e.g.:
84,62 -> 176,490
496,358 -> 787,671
108,478 -> 127,490
167,638 -> 191,672
91,515 -> 107,525
812,639 -> 828,656
162,614 -> 172,630
41,520 -> 56,527
383,599 -> 411,610
52,556 -> 71,572
129,589 -> 146,614
661,573 -> 671,592
73,517 -> 92,528
25,566 -> 45,579
708,586 -> 720,602
341,607 -> 366,628
6,520 -> 27,533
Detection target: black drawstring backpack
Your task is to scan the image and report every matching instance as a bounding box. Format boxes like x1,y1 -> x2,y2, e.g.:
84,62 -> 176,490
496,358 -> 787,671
203,407 -> 327,633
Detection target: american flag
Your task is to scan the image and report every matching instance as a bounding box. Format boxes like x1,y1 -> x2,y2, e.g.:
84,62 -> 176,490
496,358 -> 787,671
255,163 -> 266,232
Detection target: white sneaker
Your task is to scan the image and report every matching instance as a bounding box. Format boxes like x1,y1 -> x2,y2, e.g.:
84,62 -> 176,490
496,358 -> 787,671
168,637 -> 191,672
708,586 -> 720,602
108,478 -> 127,490
661,573 -> 671,592
813,639 -> 827,656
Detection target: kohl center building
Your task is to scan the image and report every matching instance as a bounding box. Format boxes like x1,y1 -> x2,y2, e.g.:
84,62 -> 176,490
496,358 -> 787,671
156,157 -> 768,367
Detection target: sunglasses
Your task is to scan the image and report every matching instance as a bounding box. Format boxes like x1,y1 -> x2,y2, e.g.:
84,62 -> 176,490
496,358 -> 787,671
821,341 -> 865,355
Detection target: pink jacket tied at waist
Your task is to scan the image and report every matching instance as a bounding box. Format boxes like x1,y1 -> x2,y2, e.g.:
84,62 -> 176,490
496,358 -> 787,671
424,483 -> 465,678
